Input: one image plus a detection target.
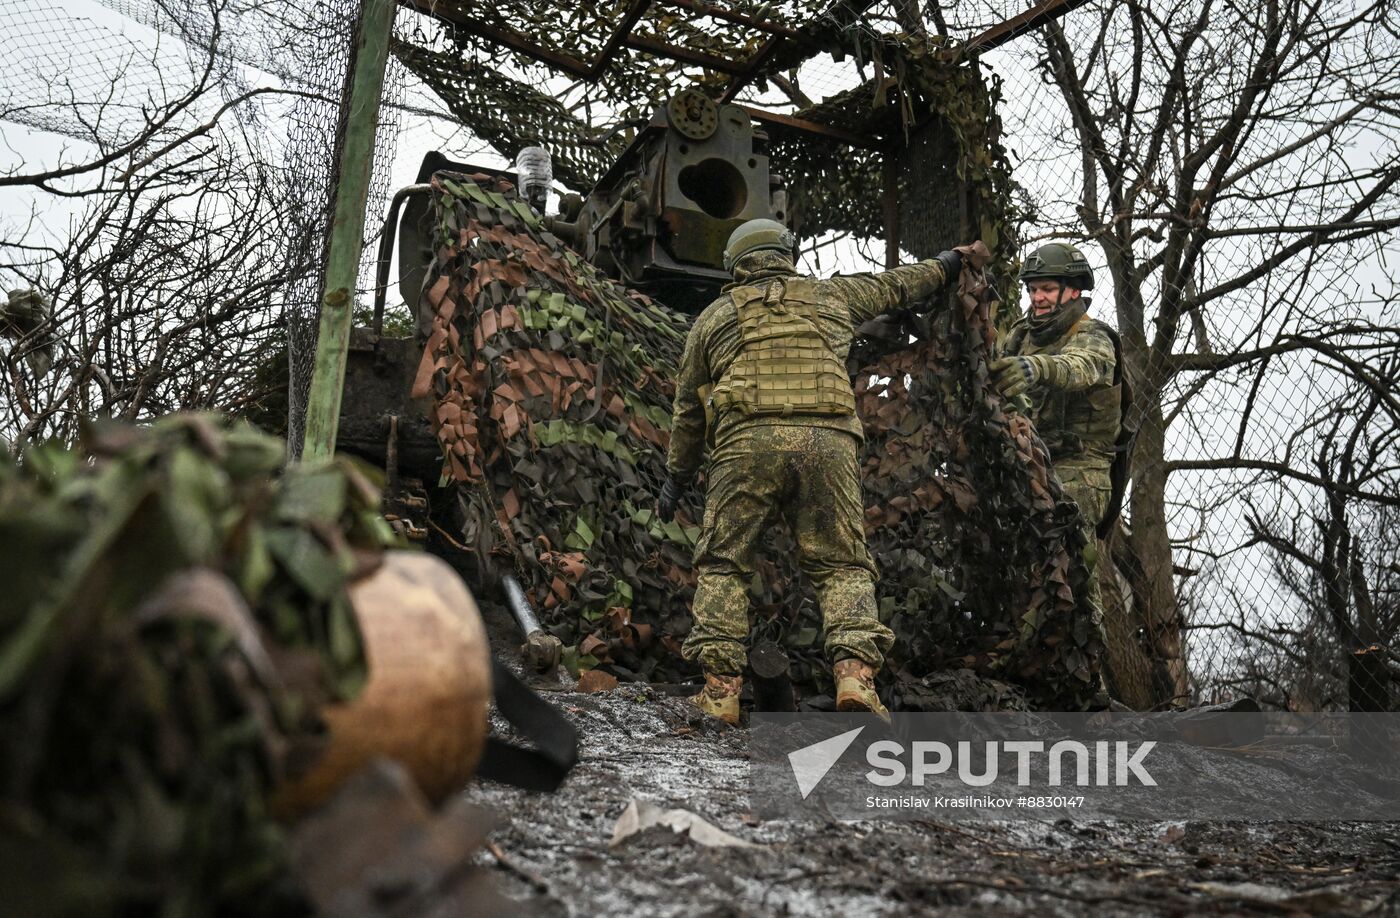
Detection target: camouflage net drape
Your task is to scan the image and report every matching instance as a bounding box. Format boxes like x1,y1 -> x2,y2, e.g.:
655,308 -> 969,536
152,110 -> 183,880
411,174 -> 698,678
0,415 -> 394,914
409,0 -> 834,110
852,249 -> 1101,710
416,174 -> 1102,709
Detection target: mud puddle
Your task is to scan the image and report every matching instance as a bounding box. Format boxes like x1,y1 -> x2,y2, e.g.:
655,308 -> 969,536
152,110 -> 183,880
467,607 -> 1400,916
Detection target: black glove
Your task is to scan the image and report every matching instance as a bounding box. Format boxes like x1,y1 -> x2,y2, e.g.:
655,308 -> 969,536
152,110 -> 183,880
855,313 -> 906,342
934,249 -> 962,279
657,476 -> 682,523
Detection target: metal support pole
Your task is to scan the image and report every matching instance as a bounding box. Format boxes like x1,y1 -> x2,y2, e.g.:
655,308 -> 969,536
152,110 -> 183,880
302,0 -> 397,463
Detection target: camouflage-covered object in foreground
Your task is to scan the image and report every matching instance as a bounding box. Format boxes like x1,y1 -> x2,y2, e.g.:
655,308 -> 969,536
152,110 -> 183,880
0,414 -> 395,915
418,174 -> 1100,708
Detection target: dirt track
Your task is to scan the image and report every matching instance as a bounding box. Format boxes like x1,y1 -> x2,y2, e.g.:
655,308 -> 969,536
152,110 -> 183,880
464,606 -> 1400,917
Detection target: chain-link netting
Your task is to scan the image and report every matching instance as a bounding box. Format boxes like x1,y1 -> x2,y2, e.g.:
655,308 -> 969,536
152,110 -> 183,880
1,1 -> 200,141
280,2 -> 411,458
277,1 -> 356,458
0,0 -> 408,456
955,0 -> 1400,712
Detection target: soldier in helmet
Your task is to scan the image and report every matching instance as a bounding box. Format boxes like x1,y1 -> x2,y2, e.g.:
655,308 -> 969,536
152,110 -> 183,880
989,242 -> 1126,645
658,218 -> 964,724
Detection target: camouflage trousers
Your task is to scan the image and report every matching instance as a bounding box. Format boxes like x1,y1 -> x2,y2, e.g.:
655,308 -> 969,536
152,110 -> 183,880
1057,462 -> 1111,631
681,423 -> 894,676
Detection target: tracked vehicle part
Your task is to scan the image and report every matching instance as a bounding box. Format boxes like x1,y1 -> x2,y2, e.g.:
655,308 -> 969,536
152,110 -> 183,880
381,415 -> 429,543
335,328 -> 439,476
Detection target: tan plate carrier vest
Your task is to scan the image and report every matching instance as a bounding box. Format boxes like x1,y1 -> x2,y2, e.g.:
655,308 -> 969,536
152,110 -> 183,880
711,277 -> 857,418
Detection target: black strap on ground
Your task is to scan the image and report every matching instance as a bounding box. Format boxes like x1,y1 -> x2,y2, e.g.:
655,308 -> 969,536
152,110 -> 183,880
475,658 -> 579,792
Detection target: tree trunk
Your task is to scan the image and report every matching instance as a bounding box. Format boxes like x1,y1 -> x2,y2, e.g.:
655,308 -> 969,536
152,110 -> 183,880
1348,554 -> 1389,713
1126,399 -> 1190,708
1097,533 -> 1156,710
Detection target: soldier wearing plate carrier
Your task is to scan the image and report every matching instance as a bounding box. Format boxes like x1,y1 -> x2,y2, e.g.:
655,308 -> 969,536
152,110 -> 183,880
989,242 -> 1130,652
658,218 -> 964,725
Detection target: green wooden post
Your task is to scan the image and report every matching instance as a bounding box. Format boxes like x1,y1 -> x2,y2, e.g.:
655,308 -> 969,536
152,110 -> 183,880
302,0 -> 397,463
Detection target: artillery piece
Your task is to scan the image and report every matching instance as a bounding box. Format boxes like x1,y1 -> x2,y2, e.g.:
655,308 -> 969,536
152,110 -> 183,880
395,88 -> 788,328
336,90 -> 791,525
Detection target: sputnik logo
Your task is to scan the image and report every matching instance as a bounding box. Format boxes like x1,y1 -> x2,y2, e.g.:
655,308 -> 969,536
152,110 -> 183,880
788,726 -> 865,799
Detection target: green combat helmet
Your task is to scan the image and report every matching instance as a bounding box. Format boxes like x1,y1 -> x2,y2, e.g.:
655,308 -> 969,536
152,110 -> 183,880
722,218 -> 797,273
1019,241 -> 1094,290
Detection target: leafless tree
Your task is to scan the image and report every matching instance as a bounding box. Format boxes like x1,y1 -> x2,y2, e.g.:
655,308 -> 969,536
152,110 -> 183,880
0,1 -> 320,446
1035,0 -> 1400,707
2,147 -> 295,445
1195,365 -> 1400,710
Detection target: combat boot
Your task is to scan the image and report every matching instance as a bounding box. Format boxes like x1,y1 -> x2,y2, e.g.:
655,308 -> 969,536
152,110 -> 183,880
834,659 -> 890,720
689,672 -> 742,726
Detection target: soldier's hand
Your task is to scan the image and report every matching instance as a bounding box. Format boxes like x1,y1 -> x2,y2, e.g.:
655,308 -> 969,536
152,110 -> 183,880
855,313 -> 909,343
657,476 -> 682,523
935,249 -> 962,280
989,356 -> 1037,398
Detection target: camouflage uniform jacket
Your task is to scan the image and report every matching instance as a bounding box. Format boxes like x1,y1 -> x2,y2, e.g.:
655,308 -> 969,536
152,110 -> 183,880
1001,299 -> 1121,471
667,256 -> 950,484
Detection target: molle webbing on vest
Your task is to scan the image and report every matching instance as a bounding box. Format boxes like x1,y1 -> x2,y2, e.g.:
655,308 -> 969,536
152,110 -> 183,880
1008,315 -> 1121,459
711,278 -> 857,418
1039,383 -> 1122,457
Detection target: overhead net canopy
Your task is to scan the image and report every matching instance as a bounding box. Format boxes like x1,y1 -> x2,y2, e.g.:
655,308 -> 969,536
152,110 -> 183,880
391,0 -> 1020,273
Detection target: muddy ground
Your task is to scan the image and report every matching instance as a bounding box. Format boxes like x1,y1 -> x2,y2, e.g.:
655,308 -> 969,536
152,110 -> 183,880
465,604 -> 1400,916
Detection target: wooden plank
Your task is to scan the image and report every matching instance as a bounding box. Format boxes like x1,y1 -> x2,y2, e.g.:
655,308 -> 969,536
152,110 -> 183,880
952,0 -> 1094,57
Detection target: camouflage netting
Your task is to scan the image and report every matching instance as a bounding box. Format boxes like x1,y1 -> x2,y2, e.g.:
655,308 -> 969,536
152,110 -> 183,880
394,8 -> 1022,270
851,248 -> 1100,710
390,37 -> 620,192
402,0 -> 836,110
415,174 -> 1102,709
411,174 -> 697,679
0,415 -> 397,914
394,6 -> 1076,704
